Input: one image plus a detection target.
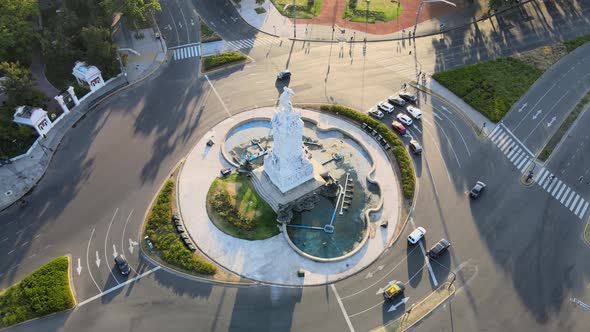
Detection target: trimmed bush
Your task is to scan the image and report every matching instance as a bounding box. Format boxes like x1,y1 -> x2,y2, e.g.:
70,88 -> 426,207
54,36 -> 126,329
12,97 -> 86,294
0,256 -> 74,328
319,104 -> 415,199
202,52 -> 247,71
145,180 -> 217,275
433,58 -> 542,122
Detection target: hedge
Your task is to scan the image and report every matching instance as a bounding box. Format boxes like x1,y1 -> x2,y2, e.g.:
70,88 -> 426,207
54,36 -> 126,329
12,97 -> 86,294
145,180 -> 217,275
202,52 -> 247,71
564,33 -> 590,53
0,256 -> 74,328
319,104 -> 415,199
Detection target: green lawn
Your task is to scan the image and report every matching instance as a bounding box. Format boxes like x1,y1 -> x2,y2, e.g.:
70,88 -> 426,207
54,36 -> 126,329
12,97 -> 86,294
271,0 -> 322,19
343,0 -> 402,23
202,52 -> 247,71
564,33 -> 590,53
432,58 -> 543,122
0,256 -> 74,328
207,173 -> 279,240
144,180 -> 217,275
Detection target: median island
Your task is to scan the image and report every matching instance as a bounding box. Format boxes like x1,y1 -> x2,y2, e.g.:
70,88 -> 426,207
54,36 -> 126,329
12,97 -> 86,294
0,256 -> 75,328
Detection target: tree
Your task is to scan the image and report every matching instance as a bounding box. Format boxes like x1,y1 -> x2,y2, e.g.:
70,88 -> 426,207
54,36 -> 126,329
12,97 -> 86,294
81,26 -> 120,79
0,0 -> 39,64
101,0 -> 161,28
0,62 -> 47,108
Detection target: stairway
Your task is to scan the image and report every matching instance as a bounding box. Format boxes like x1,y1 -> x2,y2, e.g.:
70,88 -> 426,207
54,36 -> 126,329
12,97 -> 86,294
249,173 -> 280,212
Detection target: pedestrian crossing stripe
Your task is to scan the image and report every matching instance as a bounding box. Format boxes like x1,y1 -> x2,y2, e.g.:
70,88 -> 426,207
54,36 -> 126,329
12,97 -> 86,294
226,35 -> 278,51
489,123 -> 588,220
533,167 -> 589,220
173,45 -> 201,61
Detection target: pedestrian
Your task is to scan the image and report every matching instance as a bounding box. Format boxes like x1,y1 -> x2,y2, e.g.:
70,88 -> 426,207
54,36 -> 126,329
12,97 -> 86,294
409,50 -> 412,55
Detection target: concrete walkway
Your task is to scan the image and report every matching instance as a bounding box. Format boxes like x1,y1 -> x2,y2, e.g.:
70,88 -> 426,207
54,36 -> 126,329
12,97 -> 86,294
232,0 -> 501,41
0,26 -> 167,212
178,107 -> 400,285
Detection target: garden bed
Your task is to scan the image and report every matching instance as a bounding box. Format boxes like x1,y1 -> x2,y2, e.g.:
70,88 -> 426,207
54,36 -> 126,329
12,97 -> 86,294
202,52 -> 248,72
271,0 -> 322,19
343,0 -> 402,23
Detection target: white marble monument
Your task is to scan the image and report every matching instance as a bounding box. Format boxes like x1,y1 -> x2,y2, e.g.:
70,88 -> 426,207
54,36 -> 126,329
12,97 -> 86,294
263,87 -> 314,193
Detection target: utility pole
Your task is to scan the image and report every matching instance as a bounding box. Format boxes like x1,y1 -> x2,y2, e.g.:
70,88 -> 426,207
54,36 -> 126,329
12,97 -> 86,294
293,0 -> 297,38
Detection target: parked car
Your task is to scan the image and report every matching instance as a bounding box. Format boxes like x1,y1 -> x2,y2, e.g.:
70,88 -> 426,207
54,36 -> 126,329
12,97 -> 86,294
391,121 -> 406,135
377,102 -> 395,114
387,95 -> 406,107
428,239 -> 451,259
399,92 -> 418,103
114,255 -> 130,275
220,168 -> 232,177
407,226 -> 426,244
470,181 -> 486,199
368,109 -> 384,119
406,106 -> 422,120
277,70 -> 291,80
383,280 -> 406,301
144,236 -> 154,249
409,139 -> 422,155
396,113 -> 413,126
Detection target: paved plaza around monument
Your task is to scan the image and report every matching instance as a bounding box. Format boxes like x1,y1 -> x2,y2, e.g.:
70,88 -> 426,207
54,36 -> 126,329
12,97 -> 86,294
178,107 -> 401,285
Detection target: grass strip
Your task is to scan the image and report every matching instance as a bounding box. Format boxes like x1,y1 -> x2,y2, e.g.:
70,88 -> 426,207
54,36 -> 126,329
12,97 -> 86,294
343,0 -> 402,23
432,58 -> 542,122
564,34 -> 590,53
145,180 -> 217,275
373,282 -> 454,332
207,173 -> 279,240
202,52 -> 247,71
0,256 -> 75,328
538,91 -> 590,161
271,0 -> 322,19
319,104 -> 415,199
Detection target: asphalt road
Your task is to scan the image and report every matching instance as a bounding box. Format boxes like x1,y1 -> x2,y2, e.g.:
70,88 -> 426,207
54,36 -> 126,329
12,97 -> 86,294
2,0 -> 590,331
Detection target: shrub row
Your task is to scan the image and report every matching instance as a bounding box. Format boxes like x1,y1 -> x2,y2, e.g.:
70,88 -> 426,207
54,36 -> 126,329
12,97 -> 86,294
564,34 -> 590,53
202,52 -> 247,71
319,104 -> 415,199
145,180 -> 216,275
211,189 -> 255,231
0,256 -> 74,328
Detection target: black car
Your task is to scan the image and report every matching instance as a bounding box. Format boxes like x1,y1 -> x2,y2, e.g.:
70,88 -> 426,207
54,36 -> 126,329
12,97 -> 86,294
428,239 -> 451,259
399,92 -> 418,104
114,255 -> 130,275
387,95 -> 406,107
277,70 -> 291,80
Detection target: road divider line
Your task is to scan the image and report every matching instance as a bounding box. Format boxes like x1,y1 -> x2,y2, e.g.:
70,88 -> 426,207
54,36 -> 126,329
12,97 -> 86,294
104,208 -> 120,285
77,266 -> 161,307
331,284 -> 356,332
204,75 -> 232,117
409,218 -> 438,287
85,227 -> 101,292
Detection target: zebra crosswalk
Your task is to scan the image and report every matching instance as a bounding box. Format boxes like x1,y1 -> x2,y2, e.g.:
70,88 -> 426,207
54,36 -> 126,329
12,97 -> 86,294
488,123 -> 534,174
172,44 -> 201,61
533,168 -> 589,220
488,123 -> 589,220
225,35 -> 277,50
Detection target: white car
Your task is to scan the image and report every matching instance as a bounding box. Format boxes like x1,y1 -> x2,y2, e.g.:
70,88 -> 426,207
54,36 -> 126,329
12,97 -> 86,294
397,113 -> 413,126
368,109 -> 384,119
377,102 -> 395,114
406,106 -> 422,120
408,227 -> 426,244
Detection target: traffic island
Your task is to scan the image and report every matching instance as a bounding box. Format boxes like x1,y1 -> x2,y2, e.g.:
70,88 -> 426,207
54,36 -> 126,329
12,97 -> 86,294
372,281 -> 456,332
584,220 -> 590,247
201,52 -> 250,73
0,256 -> 75,328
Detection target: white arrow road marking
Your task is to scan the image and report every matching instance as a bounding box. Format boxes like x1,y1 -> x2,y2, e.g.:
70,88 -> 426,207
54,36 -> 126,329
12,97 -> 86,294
210,21 -> 216,27
191,19 -> 195,26
128,238 -> 138,254
376,280 -> 395,295
165,24 -> 171,30
77,258 -> 82,275
547,116 -> 557,127
517,103 -> 528,112
433,112 -> 443,120
441,106 -> 451,114
86,228 -> 101,291
532,109 -> 542,120
95,251 -> 101,268
178,22 -> 183,28
412,124 -> 422,133
231,16 -> 238,22
113,244 -> 118,258
388,297 -> 410,312
364,265 -> 385,279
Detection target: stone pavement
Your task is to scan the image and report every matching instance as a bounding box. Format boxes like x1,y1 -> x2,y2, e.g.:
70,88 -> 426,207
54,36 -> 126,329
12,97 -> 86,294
0,25 -> 167,212
232,0 -> 503,41
178,107 -> 400,285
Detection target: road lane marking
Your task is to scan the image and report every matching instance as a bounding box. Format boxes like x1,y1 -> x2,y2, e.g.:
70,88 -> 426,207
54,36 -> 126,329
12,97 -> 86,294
565,190 -> 576,207
523,92 -> 569,143
555,184 -> 567,201
569,194 -> 580,211
418,242 -> 438,287
535,168 -> 548,184
175,1 -> 190,43
121,209 -> 138,275
551,180 -> 563,196
77,266 -> 161,307
104,208 -> 121,285
162,0 -> 180,45
431,105 -> 471,156
420,117 -> 462,168
574,199 -> 586,216
168,42 -> 200,49
86,227 -> 102,292
204,75 -> 232,117
331,284 -> 355,332
498,137 -> 512,151
560,187 -> 571,204
420,124 -> 453,182
579,202 -> 589,218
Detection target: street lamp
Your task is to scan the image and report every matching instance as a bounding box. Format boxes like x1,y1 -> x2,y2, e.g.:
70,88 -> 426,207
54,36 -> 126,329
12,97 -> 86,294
293,0 -> 296,38
412,0 -> 456,38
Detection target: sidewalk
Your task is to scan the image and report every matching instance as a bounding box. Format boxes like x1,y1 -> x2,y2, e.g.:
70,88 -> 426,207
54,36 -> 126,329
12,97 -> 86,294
233,0 -> 496,41
0,24 -> 167,212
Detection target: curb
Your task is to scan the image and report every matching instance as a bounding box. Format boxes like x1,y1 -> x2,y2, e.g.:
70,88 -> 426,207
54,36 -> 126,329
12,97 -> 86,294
401,282 -> 456,332
228,0 -> 280,38
66,254 -> 78,307
583,219 -> 590,247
